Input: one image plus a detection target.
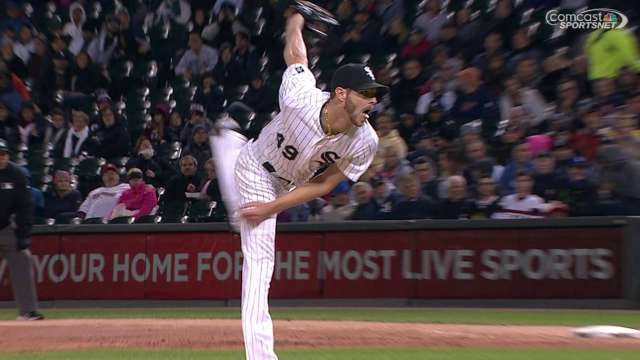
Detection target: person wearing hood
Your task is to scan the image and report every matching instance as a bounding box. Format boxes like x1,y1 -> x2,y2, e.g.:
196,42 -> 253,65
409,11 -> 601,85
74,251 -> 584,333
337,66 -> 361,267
111,168 -> 157,220
596,143 -> 640,214
126,136 -> 162,187
94,107 -> 131,162
63,2 -> 87,55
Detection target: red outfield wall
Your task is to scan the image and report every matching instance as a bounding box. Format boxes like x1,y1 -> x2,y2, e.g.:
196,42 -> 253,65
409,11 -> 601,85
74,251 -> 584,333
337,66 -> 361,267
0,227 -> 624,300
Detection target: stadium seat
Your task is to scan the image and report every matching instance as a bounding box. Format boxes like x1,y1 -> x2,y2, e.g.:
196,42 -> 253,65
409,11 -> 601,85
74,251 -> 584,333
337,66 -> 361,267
82,217 -> 107,225
136,215 -> 162,224
109,216 -> 135,224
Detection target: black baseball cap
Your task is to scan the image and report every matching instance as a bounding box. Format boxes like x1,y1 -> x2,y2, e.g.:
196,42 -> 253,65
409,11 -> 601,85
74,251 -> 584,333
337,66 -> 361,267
330,63 -> 389,97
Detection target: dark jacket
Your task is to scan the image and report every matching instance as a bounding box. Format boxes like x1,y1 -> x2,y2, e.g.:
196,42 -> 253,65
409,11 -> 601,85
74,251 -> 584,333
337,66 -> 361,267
126,155 -> 163,187
391,197 -> 434,220
94,120 -> 131,161
52,128 -> 99,158
164,174 -> 203,203
349,200 -> 381,220
434,198 -> 476,219
0,162 -> 33,248
43,189 -> 83,219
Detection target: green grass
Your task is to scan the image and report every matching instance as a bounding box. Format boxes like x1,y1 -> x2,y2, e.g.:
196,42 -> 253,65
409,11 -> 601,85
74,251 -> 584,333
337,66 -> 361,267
0,348 -> 637,360
2,307 -> 640,327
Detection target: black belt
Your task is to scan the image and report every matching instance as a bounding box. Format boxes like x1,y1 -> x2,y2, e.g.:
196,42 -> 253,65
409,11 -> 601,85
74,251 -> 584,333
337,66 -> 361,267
262,162 -> 293,184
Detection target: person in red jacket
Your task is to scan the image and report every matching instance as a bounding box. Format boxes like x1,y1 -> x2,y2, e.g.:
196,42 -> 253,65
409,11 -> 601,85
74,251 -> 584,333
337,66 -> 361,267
110,168 -> 157,220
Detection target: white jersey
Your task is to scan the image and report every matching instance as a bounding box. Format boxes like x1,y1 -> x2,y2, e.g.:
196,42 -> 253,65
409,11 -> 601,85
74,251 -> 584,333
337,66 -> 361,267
78,183 -> 130,219
250,64 -> 378,186
491,194 -> 547,219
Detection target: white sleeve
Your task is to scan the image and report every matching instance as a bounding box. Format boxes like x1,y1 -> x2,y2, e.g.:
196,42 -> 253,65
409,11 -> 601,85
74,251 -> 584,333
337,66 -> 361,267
279,64 -> 321,110
78,190 -> 96,214
337,136 -> 378,182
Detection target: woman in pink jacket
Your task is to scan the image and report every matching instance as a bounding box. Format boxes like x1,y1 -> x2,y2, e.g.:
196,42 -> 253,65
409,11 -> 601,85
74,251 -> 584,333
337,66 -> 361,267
111,168 -> 158,220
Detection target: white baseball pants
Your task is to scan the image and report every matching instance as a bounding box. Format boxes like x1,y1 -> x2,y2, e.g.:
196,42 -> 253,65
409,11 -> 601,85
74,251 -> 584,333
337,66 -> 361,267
211,132 -> 282,360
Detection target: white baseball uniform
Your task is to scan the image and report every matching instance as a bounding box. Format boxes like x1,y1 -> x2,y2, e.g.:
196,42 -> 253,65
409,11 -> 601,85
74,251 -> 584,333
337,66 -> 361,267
211,63 -> 378,360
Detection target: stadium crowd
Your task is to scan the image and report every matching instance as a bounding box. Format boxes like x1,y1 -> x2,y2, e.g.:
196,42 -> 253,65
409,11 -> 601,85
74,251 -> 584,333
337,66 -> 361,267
0,0 -> 639,224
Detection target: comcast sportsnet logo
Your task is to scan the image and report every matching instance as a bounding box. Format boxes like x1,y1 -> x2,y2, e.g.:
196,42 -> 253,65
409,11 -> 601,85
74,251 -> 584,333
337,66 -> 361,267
546,8 -> 628,30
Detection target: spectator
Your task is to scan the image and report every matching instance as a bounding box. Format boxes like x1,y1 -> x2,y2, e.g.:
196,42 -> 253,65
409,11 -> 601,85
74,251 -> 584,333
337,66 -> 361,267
434,175 -> 475,219
175,31 -> 218,81
463,139 -> 503,185
167,111 -> 184,144
44,108 -> 68,151
233,30 -> 258,80
69,51 -> 107,96
319,181 -> 355,221
144,105 -> 170,146
596,144 -> 640,214
532,151 -> 561,201
341,10 -> 380,59
349,181 -> 379,220
0,101 -> 18,146
593,78 -> 625,115
594,180 -> 627,216
391,173 -> 433,220
54,109 -> 97,158
414,0 -> 447,43
213,42 -> 244,92
243,72 -> 277,119
571,105 -> 603,161
43,170 -> 82,220
372,111 -> 408,172
415,73 -> 456,117
451,67 -> 499,139
13,25 -> 35,64
557,157 -> 597,216
472,31 -> 504,72
22,168 -> 44,219
370,176 -> 399,218
86,15 -> 121,66
126,136 -> 162,187
0,70 -> 24,115
499,77 -> 549,130
376,145 -> 413,185
77,164 -> 129,220
200,158 -> 224,208
180,103 -> 212,145
401,28 -> 431,60
391,58 -> 427,114
585,29 -> 640,80
412,156 -> 439,200
16,102 -> 46,149
195,72 -> 226,120
182,125 -> 212,175
62,2 -> 87,56
94,107 -> 131,161
499,142 -> 534,195
492,172 -> 547,219
1,38 -> 27,79
110,168 -> 157,220
472,175 -> 501,218
164,155 -> 202,203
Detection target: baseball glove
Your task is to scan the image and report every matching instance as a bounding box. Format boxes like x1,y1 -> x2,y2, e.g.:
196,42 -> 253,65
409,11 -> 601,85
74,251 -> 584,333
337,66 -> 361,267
291,0 -> 339,37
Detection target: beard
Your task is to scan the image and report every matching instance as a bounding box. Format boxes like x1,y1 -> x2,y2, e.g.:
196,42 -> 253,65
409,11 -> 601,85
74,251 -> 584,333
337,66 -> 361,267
345,94 -> 368,127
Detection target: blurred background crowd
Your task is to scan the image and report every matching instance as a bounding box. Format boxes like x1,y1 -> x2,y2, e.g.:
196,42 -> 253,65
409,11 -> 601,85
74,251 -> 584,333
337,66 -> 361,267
0,0 -> 639,224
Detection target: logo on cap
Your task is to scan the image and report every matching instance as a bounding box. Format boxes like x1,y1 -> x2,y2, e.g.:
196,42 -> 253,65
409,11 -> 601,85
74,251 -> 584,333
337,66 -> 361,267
364,66 -> 375,81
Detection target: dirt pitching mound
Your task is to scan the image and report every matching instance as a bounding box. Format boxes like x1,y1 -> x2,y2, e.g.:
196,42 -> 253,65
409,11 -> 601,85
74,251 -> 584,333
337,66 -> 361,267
1,319 -> 639,352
